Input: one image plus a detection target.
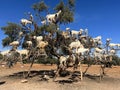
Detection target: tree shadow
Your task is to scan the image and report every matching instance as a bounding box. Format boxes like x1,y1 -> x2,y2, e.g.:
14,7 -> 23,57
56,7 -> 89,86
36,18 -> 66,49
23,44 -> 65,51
7,70 -> 55,79
0,81 -> 6,85
84,74 -> 103,83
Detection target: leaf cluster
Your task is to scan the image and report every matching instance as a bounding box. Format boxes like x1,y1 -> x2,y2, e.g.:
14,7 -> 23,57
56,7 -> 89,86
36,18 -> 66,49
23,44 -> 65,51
1,22 -> 22,47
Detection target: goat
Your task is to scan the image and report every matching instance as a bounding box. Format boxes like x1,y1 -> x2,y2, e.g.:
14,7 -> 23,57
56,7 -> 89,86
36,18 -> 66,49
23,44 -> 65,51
46,10 -> 61,24
93,52 -> 103,61
92,36 -> 102,46
59,55 -> 70,69
106,38 -> 111,42
26,41 -> 32,47
54,54 -> 83,81
17,49 -> 29,56
20,19 -> 32,26
33,36 -> 43,43
117,44 -> 120,48
109,49 -> 116,55
62,31 -> 70,39
69,39 -> 84,49
94,47 -> 105,54
109,43 -> 118,48
66,27 -> 70,31
41,20 -> 47,25
76,47 -> 89,56
70,29 -> 83,37
19,31 -> 23,37
1,50 -> 10,56
93,36 -> 102,41
93,47 -> 107,62
9,41 -> 19,46
37,41 -> 48,49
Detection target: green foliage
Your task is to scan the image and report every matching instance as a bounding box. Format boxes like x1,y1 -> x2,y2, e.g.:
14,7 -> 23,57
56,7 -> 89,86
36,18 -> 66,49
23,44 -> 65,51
32,0 -> 75,25
54,0 -> 75,24
22,34 -> 33,48
68,0 -> 75,7
112,55 -> 120,66
32,1 -> 48,12
36,57 -> 58,65
2,37 -> 12,47
45,24 -> 57,34
0,53 -> 3,60
1,22 -> 22,47
54,1 -> 64,11
33,26 -> 43,36
32,0 -> 48,21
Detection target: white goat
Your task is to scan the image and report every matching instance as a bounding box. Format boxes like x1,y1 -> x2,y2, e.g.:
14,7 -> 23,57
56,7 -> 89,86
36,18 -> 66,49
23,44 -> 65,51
92,36 -> 102,45
69,39 -> 84,49
19,31 -> 23,37
33,36 -> 43,43
66,27 -> 70,31
93,47 -> 106,61
62,31 -> 70,39
1,50 -> 10,56
29,14 -> 33,21
76,47 -> 89,55
94,47 -> 105,54
37,41 -> 48,49
93,52 -> 103,61
93,36 -> 102,41
109,49 -> 116,55
26,41 -> 32,47
46,10 -> 61,24
109,43 -> 118,48
20,19 -> 32,26
59,55 -> 69,67
9,41 -> 19,46
41,20 -> 47,25
71,29 -> 84,37
106,38 -> 111,42
117,44 -> 120,47
17,49 -> 29,56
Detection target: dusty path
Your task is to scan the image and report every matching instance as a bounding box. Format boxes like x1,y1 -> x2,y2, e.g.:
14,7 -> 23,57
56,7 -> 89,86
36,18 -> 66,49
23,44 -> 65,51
0,64 -> 120,90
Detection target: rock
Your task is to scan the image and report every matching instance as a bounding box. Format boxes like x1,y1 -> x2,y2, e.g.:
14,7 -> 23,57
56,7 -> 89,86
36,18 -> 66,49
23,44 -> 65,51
21,79 -> 28,83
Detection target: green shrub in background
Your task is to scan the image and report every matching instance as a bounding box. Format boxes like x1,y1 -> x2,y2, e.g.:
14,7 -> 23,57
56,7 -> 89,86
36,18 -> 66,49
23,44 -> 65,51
112,55 -> 120,66
36,57 -> 58,65
0,54 -> 3,60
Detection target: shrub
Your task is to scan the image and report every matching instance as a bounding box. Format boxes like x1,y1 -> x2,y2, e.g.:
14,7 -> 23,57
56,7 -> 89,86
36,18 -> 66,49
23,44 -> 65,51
36,57 -> 58,65
0,54 -> 3,60
112,55 -> 120,66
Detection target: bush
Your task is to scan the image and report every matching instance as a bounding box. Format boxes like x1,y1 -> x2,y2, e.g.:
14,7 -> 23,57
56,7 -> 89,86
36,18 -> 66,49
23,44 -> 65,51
112,59 -> 120,66
111,55 -> 120,66
0,54 -> 3,60
36,57 -> 58,65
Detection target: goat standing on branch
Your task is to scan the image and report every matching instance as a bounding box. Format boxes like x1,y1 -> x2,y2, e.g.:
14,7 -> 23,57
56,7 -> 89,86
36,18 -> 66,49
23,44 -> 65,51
9,41 -> 19,46
20,19 -> 33,26
46,10 -> 61,24
70,29 -> 84,38
20,13 -> 33,31
69,39 -> 84,50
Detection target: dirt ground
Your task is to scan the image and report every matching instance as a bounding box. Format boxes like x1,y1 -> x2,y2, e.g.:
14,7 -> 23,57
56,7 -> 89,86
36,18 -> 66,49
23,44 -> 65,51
0,63 -> 120,90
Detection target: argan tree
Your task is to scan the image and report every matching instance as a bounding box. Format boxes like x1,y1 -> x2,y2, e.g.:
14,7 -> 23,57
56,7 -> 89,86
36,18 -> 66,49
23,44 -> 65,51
1,0 -> 75,55
1,22 -> 22,47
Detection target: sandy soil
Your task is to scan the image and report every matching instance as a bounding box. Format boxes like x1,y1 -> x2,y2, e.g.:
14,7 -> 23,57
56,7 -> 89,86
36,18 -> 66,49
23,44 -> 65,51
0,63 -> 120,90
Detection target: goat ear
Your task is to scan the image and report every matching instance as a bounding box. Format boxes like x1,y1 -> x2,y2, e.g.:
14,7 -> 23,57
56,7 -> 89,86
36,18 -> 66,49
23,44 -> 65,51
55,14 -> 57,18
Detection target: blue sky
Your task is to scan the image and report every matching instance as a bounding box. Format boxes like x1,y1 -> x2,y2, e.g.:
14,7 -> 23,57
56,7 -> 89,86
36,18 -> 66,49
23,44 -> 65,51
0,0 -> 120,52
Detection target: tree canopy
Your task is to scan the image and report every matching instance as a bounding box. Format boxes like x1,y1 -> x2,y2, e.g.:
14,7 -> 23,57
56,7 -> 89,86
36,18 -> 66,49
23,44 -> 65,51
1,0 -> 75,48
